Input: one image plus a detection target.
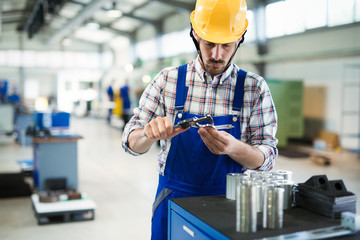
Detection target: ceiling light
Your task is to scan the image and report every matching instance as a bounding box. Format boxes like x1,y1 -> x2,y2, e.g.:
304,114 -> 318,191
61,38 -> 72,46
142,75 -> 151,84
124,63 -> 133,73
106,9 -> 122,18
86,22 -> 100,30
107,0 -> 122,18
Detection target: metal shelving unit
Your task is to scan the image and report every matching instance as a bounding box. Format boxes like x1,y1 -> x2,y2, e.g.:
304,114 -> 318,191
341,64 -> 360,157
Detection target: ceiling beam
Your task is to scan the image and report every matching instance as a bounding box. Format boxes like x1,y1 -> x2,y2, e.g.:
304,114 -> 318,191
121,12 -> 158,25
2,10 -> 29,15
2,19 -> 24,25
151,0 -> 195,12
22,0 -> 44,32
0,0 -> 2,36
46,0 -> 106,45
100,26 -> 132,36
70,0 -> 157,25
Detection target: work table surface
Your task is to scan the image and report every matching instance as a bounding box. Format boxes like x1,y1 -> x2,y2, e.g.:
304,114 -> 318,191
170,195 -> 358,240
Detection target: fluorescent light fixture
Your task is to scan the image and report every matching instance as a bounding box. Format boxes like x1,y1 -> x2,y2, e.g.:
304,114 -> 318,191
34,97 -> 49,111
106,9 -> 122,18
86,22 -> 100,30
62,38 -> 72,46
124,63 -> 133,73
142,75 -> 151,84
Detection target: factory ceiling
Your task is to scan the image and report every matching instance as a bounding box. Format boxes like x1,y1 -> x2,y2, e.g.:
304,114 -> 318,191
1,0 -> 197,45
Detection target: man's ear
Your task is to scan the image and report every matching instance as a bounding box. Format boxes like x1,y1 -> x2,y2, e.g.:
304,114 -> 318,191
192,29 -> 199,40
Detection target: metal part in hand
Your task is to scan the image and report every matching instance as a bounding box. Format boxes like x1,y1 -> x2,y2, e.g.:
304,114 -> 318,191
173,115 -> 214,129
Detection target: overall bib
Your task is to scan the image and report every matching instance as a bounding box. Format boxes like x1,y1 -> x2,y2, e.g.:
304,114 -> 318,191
151,64 -> 247,240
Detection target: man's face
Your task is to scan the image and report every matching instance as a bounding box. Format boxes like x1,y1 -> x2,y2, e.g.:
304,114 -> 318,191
197,36 -> 238,77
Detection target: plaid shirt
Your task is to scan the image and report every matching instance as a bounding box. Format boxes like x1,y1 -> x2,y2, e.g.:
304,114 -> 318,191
122,57 -> 278,175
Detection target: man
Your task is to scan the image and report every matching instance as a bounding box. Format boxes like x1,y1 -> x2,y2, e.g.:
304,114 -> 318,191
122,0 -> 278,239
106,81 -> 114,124
119,80 -> 131,131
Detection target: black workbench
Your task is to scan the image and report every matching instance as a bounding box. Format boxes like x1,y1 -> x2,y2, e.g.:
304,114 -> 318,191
170,195 -> 359,239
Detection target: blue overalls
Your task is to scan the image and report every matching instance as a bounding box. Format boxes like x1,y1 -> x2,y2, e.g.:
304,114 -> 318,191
151,64 -> 247,240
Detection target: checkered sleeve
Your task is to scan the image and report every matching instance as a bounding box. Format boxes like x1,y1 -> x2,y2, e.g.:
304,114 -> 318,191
247,76 -> 278,171
122,70 -> 166,155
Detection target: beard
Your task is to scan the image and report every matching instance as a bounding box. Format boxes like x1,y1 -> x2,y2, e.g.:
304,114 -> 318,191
204,58 -> 228,77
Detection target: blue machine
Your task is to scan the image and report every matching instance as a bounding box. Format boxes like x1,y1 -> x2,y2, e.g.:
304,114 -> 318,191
32,111 -> 70,129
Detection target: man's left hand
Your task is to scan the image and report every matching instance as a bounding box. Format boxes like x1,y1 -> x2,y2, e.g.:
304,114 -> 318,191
198,126 -> 235,155
198,126 -> 265,169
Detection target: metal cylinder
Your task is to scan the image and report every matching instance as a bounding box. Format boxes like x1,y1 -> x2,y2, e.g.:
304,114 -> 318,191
226,173 -> 248,200
263,186 -> 284,229
270,175 -> 285,181
236,182 -> 258,233
257,182 -> 271,213
275,170 -> 293,182
259,171 -> 273,178
274,180 -> 294,209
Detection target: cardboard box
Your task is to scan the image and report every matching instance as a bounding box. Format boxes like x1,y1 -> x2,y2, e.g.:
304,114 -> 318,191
316,130 -> 339,148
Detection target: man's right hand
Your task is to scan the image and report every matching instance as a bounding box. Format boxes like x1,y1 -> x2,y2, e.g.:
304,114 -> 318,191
128,116 -> 189,154
143,116 -> 189,141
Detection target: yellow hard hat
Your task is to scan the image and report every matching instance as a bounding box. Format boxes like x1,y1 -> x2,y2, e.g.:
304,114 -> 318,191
190,0 -> 248,44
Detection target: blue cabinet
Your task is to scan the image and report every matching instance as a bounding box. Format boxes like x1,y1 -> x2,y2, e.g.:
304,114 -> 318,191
169,198 -> 230,240
33,136 -> 82,191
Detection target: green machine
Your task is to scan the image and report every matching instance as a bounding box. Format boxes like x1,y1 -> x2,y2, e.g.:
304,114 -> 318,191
266,79 -> 304,148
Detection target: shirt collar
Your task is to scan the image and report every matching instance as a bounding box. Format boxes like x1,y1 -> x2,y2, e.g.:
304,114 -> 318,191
194,56 -> 234,85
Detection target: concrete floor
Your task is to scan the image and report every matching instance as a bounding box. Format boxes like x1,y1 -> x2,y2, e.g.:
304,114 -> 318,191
0,117 -> 359,240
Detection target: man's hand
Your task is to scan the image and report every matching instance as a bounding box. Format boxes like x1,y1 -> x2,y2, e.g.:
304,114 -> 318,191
198,126 -> 234,155
144,116 -> 189,141
198,126 -> 265,169
128,116 -> 189,154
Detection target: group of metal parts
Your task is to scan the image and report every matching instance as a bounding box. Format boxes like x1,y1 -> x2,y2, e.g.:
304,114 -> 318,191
226,170 -> 360,239
226,170 -> 294,233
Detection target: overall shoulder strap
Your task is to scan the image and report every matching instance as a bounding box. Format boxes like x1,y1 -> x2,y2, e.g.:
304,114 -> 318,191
175,64 -> 188,111
232,69 -> 247,112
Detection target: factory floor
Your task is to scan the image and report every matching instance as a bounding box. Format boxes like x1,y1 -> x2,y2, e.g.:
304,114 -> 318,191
0,117 -> 359,240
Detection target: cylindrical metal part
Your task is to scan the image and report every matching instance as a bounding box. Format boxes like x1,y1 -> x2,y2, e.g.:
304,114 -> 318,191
257,182 -> 271,213
236,182 -> 258,233
270,175 -> 285,181
262,184 -> 273,228
226,173 -> 248,200
274,180 -> 294,209
236,182 -> 241,232
254,182 -> 263,212
275,170 -> 293,182
263,187 -> 284,229
259,171 -> 273,178
250,171 -> 261,178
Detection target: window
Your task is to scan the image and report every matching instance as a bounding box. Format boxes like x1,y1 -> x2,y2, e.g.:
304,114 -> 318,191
328,0 -> 354,26
266,1 -> 286,38
161,29 -> 194,58
304,0 -> 327,29
35,52 -> 49,67
0,50 -> 112,69
285,0 -> 305,34
356,0 -> 360,21
22,51 -> 36,68
246,10 -> 256,42
7,50 -> 21,67
48,51 -> 63,68
135,39 -> 157,61
0,51 -> 6,66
